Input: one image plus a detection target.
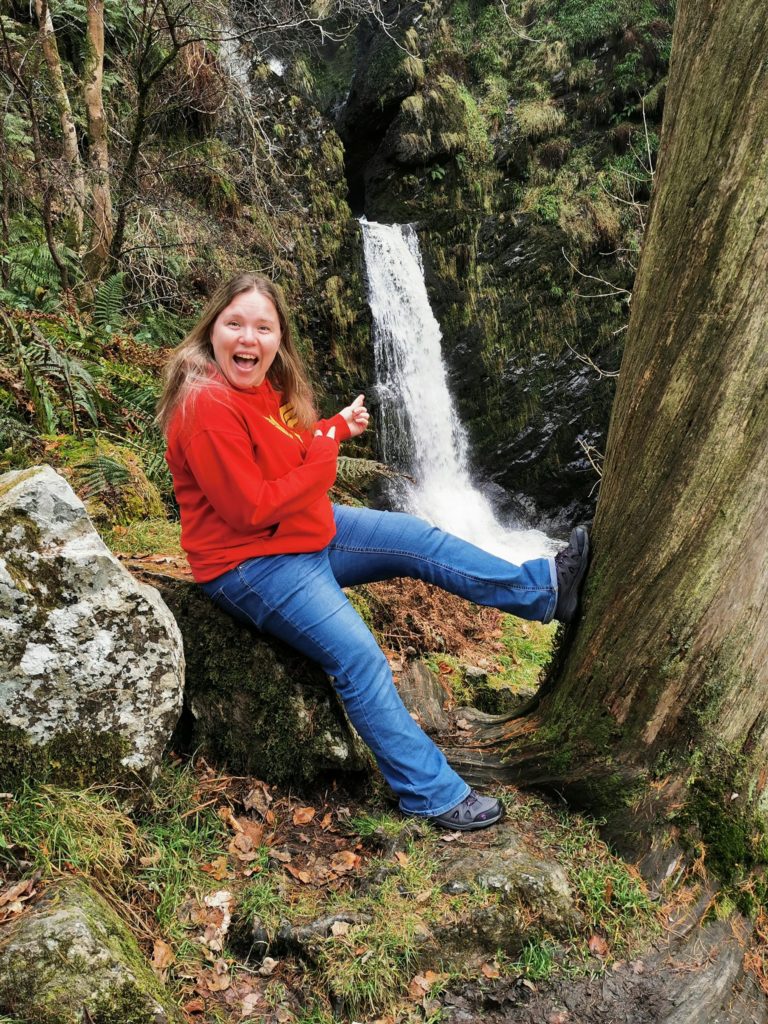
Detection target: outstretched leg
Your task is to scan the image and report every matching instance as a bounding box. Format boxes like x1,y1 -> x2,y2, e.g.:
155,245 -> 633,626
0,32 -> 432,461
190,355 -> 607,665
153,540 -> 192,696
328,505 -> 558,622
200,549 -> 469,817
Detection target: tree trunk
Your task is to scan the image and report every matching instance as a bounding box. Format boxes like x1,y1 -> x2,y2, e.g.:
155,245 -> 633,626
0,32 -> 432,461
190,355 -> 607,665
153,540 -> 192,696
35,0 -> 86,244
446,0 -> 768,871
82,0 -> 112,285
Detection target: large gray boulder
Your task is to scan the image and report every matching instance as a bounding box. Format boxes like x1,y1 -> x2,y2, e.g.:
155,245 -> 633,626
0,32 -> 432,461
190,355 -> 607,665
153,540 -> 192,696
0,879 -> 183,1023
0,465 -> 184,786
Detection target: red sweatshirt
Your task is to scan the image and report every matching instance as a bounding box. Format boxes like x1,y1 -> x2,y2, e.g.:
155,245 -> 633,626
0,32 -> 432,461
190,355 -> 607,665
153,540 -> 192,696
165,377 -> 351,581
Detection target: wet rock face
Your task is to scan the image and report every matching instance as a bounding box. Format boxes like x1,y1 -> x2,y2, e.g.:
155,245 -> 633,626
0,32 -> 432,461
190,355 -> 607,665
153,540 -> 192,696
0,466 -> 184,787
0,880 -> 183,1024
153,576 -> 369,788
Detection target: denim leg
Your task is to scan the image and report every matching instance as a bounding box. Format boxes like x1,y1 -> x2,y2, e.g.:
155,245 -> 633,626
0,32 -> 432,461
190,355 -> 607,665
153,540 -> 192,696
328,506 -> 558,623
201,551 -> 469,817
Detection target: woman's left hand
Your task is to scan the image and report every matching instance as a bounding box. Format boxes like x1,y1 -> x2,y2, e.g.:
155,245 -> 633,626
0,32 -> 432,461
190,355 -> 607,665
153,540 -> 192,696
340,394 -> 370,438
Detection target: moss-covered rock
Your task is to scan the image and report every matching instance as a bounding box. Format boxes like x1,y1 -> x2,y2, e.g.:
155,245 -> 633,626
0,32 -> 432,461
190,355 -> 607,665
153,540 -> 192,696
153,575 -> 369,787
0,879 -> 183,1024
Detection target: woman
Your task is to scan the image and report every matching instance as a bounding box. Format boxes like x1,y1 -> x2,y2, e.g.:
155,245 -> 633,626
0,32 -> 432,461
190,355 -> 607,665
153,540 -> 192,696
158,273 -> 589,831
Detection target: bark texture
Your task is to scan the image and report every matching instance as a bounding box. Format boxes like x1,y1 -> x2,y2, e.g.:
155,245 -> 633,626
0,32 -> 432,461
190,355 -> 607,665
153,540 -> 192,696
82,0 -> 113,282
35,0 -> 86,241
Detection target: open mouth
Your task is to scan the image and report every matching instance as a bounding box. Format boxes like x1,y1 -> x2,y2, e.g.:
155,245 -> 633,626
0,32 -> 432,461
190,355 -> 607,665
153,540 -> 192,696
233,354 -> 259,369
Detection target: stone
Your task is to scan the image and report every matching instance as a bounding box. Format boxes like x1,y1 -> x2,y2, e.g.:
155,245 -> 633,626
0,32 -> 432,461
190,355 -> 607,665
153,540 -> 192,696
433,821 -> 581,962
149,574 -> 369,788
0,466 -> 184,786
0,879 -> 183,1023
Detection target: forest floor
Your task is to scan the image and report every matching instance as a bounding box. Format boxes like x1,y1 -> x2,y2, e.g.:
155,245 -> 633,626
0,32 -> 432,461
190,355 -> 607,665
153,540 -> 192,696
2,550 -> 767,1024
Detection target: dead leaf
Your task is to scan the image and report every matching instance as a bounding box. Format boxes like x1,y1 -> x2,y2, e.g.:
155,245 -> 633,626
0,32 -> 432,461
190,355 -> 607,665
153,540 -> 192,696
415,889 -> 432,904
320,812 -> 333,830
330,850 -> 360,873
0,878 -> 35,907
275,1008 -> 293,1023
440,831 -> 462,842
243,783 -> 273,818
481,962 -> 500,979
292,806 -> 316,826
604,877 -> 614,904
229,833 -> 260,862
240,992 -> 262,1018
183,997 -> 205,1014
588,933 -> 609,957
407,974 -> 430,1001
268,849 -> 292,864
204,959 -> 231,992
285,864 -> 312,884
151,939 -> 174,980
139,850 -> 162,867
394,851 -> 409,867
548,1013 -> 569,1024
456,718 -> 471,730
331,920 -> 350,937
201,855 -> 231,881
259,956 -> 278,977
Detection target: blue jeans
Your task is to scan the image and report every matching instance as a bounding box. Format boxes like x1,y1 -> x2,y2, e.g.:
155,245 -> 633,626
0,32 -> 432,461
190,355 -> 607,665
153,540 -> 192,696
200,506 -> 557,816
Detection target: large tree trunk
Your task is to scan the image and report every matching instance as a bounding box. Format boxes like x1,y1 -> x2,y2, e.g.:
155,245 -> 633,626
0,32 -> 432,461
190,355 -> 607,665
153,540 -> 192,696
446,0 -> 768,867
82,0 -> 113,284
35,0 -> 86,243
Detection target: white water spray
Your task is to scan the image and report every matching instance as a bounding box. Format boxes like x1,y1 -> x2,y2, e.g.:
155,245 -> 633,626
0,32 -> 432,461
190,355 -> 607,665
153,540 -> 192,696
362,219 -> 556,563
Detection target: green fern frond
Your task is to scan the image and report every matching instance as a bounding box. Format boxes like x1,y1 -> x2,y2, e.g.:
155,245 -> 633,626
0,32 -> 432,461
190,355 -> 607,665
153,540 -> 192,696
336,456 -> 398,488
75,454 -> 131,498
93,273 -> 125,329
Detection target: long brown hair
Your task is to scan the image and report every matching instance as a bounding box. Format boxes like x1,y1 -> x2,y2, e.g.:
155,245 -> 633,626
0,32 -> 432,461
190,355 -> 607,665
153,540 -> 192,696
156,273 -> 317,434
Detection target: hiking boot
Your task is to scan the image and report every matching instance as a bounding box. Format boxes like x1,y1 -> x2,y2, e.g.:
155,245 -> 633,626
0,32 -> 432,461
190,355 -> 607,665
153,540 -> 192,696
554,525 -> 590,623
426,790 -> 504,831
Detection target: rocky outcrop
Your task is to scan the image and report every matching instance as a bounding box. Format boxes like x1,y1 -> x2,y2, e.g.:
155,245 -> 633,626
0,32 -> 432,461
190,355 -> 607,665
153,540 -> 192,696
0,466 -> 184,786
147,573 -> 369,788
0,879 -> 183,1024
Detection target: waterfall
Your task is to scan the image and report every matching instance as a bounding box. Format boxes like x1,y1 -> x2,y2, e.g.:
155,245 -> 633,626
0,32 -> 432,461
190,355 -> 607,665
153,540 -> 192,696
361,219 -> 556,563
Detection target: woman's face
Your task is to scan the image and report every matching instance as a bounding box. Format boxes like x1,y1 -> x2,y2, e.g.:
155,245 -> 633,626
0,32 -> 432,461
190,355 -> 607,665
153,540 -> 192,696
210,288 -> 282,390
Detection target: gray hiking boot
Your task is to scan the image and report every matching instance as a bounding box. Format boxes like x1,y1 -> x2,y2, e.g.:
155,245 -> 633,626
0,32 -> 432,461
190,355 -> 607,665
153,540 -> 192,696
428,790 -> 504,831
554,525 -> 590,623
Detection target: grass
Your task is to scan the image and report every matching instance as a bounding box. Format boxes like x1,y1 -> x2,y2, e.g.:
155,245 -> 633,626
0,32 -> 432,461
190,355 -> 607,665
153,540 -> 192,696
103,517 -> 183,556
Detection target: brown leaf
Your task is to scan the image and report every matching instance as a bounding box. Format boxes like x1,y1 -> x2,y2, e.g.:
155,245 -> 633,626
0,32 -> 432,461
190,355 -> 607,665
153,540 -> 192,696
240,992 -> 262,1018
604,877 -> 614,904
151,939 -> 174,980
237,819 -> 265,846
394,851 -> 409,866
548,1013 -> 569,1024
205,959 -> 231,992
243,783 -> 273,818
331,921 -> 350,936
269,849 -> 292,864
183,997 -> 205,1014
330,850 -> 360,873
320,812 -> 333,830
407,974 -> 430,1001
415,889 -> 432,904
139,850 -> 162,867
229,833 -> 260,862
200,855 -> 231,881
588,933 -> 609,957
292,806 -> 316,826
481,962 -> 500,979
285,864 -> 312,884
0,878 -> 35,907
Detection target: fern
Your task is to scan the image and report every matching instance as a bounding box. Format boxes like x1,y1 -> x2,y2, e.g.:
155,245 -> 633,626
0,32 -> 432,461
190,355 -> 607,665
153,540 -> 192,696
75,454 -> 131,498
93,273 -> 125,330
336,456 -> 399,489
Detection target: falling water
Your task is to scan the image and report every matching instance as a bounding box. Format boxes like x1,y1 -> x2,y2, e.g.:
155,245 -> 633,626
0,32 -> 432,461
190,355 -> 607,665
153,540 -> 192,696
361,219 -> 556,563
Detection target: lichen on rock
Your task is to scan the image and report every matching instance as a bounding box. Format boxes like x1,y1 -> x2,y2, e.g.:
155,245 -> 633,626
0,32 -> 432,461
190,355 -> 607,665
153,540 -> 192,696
0,465 -> 184,787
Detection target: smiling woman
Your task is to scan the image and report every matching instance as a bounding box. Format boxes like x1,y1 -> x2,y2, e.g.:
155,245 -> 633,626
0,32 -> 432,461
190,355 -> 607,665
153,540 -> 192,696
156,272 -> 588,833
210,289 -> 282,390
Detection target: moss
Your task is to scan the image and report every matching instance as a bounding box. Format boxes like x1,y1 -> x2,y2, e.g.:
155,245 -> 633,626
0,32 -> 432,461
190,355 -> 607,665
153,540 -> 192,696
43,435 -> 164,528
0,725 -> 130,791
